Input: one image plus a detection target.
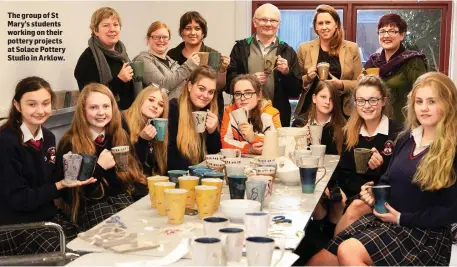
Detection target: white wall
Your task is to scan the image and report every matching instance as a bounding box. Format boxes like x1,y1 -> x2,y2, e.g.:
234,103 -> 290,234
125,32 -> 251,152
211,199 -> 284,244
0,0 -> 252,117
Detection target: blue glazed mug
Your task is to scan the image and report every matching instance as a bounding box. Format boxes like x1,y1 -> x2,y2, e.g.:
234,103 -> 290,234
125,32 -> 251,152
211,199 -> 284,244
227,174 -> 247,199
151,118 -> 168,141
372,185 -> 391,214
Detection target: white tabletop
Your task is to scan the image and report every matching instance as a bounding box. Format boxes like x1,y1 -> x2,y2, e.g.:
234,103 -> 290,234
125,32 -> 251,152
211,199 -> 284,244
66,155 -> 339,266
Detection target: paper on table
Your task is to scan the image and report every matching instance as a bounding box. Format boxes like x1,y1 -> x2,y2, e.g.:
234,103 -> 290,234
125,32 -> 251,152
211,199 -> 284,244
275,252 -> 300,267
115,238 -> 190,267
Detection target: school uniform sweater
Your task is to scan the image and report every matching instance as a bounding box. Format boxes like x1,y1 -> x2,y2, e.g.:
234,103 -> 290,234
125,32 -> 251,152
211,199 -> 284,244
379,134 -> 457,230
167,98 -> 222,171
134,137 -> 160,176
220,101 -> 281,154
0,127 -> 59,224
331,118 -> 403,199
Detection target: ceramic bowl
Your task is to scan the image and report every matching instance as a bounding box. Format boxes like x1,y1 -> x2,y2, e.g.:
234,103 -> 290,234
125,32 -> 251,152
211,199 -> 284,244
219,199 -> 261,223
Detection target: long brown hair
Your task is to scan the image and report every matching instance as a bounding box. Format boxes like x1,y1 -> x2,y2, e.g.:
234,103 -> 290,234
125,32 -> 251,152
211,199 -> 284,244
58,83 -> 146,222
230,74 -> 264,133
306,81 -> 346,154
313,4 -> 344,56
401,72 -> 457,191
0,77 -> 55,144
177,66 -> 218,164
124,85 -> 169,175
344,75 -> 392,149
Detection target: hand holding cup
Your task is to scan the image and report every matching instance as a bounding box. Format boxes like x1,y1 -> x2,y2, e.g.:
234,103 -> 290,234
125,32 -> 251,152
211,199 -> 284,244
368,147 -> 383,170
239,122 -> 255,142
140,124 -> 157,141
97,149 -> 116,170
205,110 -> 219,134
249,142 -> 263,155
118,62 -> 133,82
360,181 -> 375,207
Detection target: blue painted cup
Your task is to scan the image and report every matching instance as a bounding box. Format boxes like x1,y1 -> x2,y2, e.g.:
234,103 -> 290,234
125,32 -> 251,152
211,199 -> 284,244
372,185 -> 391,214
228,174 -> 247,199
151,118 -> 168,141
167,170 -> 188,187
299,165 -> 317,193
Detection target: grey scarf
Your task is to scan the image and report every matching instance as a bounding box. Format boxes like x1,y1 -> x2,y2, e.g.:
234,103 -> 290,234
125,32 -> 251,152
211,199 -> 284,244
88,36 -> 130,84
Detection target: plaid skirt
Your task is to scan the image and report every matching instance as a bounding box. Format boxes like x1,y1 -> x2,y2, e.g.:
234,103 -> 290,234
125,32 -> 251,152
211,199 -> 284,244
78,193 -> 133,231
327,214 -> 452,266
0,210 -> 79,256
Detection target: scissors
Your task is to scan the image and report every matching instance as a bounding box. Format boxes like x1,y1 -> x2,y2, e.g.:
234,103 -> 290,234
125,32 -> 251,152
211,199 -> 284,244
272,215 -> 292,224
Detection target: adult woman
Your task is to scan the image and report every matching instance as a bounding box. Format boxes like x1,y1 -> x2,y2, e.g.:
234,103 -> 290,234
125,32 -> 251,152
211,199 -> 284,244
75,7 -> 134,110
296,4 -> 362,118
309,72 -> 457,266
292,81 -> 346,155
167,11 -> 230,119
133,21 -> 200,99
57,83 -> 146,230
363,13 -> 427,122
167,66 -> 221,171
124,85 -> 169,176
220,74 -> 281,155
0,77 -> 95,255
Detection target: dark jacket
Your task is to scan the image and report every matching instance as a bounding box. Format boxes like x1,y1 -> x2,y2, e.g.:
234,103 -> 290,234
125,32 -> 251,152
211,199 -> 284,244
74,47 -> 134,110
0,127 -> 59,224
226,36 -> 302,126
167,98 -> 222,171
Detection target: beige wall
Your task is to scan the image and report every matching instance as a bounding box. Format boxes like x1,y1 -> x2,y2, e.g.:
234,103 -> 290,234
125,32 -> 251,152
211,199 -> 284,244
0,0 -> 252,117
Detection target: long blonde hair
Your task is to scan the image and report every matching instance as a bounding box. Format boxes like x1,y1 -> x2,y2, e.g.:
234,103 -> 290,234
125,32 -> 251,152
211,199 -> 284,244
344,75 -> 392,149
124,85 -> 169,175
177,66 -> 218,165
401,72 -> 457,191
58,83 -> 146,222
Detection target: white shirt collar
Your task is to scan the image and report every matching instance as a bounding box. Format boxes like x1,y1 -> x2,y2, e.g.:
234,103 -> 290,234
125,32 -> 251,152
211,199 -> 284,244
411,125 -> 430,148
20,122 -> 43,143
90,129 -> 105,141
360,115 -> 389,137
312,116 -> 331,126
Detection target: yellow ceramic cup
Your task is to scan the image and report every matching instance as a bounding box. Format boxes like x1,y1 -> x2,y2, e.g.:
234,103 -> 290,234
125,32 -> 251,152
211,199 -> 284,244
178,176 -> 200,208
366,68 -> 380,76
164,188 -> 188,225
195,185 -> 217,219
147,176 -> 169,208
201,178 -> 224,211
154,182 -> 176,215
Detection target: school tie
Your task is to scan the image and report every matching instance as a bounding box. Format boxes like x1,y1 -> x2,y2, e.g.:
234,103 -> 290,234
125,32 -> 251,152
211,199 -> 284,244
27,139 -> 42,150
95,134 -> 105,145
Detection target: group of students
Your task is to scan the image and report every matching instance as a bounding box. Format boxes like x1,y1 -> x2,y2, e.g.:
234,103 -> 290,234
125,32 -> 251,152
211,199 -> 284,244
2,3 -> 457,267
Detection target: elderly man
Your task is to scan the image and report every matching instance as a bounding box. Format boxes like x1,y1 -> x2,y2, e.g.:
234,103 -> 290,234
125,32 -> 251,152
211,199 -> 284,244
226,3 -> 302,127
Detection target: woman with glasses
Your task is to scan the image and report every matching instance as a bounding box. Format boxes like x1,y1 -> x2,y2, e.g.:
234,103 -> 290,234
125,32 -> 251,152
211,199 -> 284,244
295,4 -> 362,119
220,74 -> 281,155
75,7 -> 134,110
167,66 -> 221,171
362,14 -> 427,122
133,21 -> 200,100
327,75 -> 402,236
123,85 -> 169,176
167,11 -> 230,120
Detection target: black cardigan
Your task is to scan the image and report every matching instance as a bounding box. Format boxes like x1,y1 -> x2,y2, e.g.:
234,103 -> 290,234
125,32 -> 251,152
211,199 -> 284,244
74,47 -> 134,110
167,98 -> 222,171
0,127 -> 60,224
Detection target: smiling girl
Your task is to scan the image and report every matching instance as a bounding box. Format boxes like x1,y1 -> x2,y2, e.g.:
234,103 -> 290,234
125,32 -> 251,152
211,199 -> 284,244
0,77 -> 95,255
167,66 -> 221,171
309,72 -> 457,266
220,74 -> 281,155
124,85 -> 169,175
57,83 -> 146,230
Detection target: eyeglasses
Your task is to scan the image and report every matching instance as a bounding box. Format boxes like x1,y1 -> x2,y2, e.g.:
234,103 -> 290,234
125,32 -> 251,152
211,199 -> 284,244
149,82 -> 170,95
255,18 -> 280,26
355,97 -> 382,107
377,30 -> 400,36
150,35 -> 170,41
234,92 -> 256,100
